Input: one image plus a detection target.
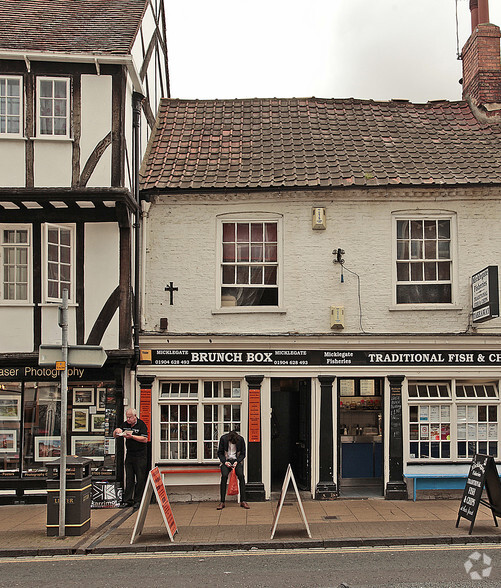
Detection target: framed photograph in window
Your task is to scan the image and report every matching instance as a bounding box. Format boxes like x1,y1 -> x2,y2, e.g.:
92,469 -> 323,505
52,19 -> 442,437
91,414 -> 106,433
34,436 -> 61,462
0,429 -> 17,452
72,387 -> 94,406
0,395 -> 21,421
71,435 -> 105,460
72,408 -> 88,432
97,387 -> 106,411
339,380 -> 355,396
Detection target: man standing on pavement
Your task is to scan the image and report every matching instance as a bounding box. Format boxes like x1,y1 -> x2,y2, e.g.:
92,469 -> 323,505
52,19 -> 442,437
217,430 -> 250,510
113,408 -> 148,509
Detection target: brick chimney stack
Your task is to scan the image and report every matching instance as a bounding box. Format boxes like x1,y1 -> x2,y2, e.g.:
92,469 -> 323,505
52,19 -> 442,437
462,0 -> 501,113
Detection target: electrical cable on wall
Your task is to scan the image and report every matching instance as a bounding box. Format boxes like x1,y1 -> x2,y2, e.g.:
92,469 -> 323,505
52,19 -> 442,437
341,262 -> 366,334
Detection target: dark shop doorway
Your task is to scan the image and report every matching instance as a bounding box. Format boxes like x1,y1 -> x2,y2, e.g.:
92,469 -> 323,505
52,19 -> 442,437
271,378 -> 311,491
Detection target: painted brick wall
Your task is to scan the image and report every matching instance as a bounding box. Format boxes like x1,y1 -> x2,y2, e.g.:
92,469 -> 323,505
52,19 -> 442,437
143,187 -> 501,335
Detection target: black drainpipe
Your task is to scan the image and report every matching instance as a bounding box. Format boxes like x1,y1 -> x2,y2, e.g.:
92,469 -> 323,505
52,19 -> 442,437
132,91 -> 144,368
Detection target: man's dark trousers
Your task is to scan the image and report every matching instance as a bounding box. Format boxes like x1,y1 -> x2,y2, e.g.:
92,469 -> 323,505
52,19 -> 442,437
123,452 -> 148,505
220,461 -> 246,502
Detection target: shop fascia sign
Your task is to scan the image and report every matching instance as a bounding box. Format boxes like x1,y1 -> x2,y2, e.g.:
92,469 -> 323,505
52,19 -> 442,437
146,349 -> 501,367
472,266 -> 499,323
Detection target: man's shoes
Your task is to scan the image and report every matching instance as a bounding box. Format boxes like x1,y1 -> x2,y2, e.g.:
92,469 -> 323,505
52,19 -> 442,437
240,501 -> 250,509
119,502 -> 132,508
216,502 -> 225,510
133,503 -> 140,510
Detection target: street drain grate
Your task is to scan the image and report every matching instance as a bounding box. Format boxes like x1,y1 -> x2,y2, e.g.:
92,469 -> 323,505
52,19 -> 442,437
323,515 -> 339,520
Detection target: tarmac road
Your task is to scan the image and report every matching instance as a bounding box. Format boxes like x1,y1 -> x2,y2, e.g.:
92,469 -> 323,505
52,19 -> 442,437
2,544 -> 501,588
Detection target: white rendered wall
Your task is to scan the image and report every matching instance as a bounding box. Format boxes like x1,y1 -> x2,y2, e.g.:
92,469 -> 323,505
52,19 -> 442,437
84,223 -> 119,349
34,140 -> 72,187
80,74 -> 112,187
0,307 -> 33,352
143,188 -> 501,335
0,139 -> 25,187
42,305 -> 76,344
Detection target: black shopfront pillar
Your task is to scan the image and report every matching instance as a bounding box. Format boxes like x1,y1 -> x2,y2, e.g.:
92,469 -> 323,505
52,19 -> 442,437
245,375 -> 265,501
315,375 -> 337,499
385,375 -> 408,500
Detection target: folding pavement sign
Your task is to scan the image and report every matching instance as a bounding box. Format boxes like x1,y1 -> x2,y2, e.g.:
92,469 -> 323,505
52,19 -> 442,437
271,463 -> 311,539
131,466 -> 177,544
456,454 -> 501,535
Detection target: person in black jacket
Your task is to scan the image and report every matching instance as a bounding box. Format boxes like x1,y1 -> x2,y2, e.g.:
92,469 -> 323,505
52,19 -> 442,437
217,430 -> 250,510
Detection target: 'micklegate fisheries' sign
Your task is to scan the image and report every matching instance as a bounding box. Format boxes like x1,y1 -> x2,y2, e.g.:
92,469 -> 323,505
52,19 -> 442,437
150,349 -> 501,367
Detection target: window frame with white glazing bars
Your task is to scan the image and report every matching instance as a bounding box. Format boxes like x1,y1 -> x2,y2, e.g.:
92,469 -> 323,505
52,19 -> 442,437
158,379 -> 243,462
0,225 -> 31,303
394,214 -> 454,305
36,77 -> 70,138
43,223 -> 75,303
219,217 -> 281,309
0,75 -> 23,137
406,380 -> 499,462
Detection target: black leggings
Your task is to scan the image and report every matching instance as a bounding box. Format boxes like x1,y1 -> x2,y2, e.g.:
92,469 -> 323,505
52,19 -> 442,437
220,461 -> 246,502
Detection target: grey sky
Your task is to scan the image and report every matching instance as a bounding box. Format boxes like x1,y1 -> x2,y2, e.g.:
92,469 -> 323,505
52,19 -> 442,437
164,0 -> 501,103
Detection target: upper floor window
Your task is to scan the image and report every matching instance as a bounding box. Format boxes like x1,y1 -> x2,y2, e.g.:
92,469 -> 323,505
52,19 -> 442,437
395,216 -> 453,305
220,219 -> 279,307
44,224 -> 74,302
0,226 -> 30,302
37,77 -> 70,138
0,76 -> 22,137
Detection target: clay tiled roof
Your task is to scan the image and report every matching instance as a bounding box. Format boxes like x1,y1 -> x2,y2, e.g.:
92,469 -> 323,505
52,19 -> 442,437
0,0 -> 146,55
140,97 -> 501,192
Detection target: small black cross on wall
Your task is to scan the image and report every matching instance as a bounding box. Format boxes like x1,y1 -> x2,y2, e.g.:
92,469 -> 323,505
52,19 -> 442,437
165,281 -> 179,305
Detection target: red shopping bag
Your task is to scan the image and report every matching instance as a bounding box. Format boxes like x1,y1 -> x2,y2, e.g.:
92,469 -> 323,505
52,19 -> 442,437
227,467 -> 239,496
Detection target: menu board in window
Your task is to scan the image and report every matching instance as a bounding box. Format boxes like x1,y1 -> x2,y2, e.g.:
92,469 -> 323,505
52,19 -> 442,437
339,380 -> 355,397
360,380 -> 375,396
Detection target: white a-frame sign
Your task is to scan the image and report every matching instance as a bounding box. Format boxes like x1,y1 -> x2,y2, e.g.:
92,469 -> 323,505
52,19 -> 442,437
270,463 -> 311,539
131,467 -> 177,544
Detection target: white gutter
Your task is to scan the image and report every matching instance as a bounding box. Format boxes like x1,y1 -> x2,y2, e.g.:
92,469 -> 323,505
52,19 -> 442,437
0,50 -> 145,94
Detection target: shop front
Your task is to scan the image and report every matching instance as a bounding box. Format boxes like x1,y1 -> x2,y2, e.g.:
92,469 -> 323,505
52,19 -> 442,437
136,340 -> 501,501
0,361 -> 124,501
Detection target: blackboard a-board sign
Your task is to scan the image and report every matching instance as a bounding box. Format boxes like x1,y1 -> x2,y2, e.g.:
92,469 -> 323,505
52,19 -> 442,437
456,454 -> 501,535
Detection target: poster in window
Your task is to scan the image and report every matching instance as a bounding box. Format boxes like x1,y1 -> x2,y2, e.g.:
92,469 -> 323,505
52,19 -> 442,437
458,423 -> 466,440
489,424 -> 498,440
73,387 -> 94,406
97,387 -> 107,411
457,405 -> 466,422
339,380 -> 355,397
71,436 -> 105,460
468,423 -> 477,438
429,406 -> 440,422
0,395 -> 21,421
91,414 -> 106,433
420,424 -> 429,439
430,425 -> 440,440
360,379 -> 375,396
419,406 -> 429,422
0,429 -> 16,452
72,408 -> 88,432
478,423 -> 488,440
441,424 -> 450,440
441,405 -> 450,421
467,406 -> 477,422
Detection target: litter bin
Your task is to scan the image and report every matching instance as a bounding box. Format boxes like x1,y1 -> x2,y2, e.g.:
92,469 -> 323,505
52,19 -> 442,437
46,456 -> 92,536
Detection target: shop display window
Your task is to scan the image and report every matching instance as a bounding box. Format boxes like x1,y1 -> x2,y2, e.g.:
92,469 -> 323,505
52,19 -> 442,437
407,380 -> 499,461
159,379 -> 242,462
0,384 -> 21,474
0,380 -> 117,480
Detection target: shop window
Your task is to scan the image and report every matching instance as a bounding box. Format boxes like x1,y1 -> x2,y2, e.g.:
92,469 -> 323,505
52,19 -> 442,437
457,404 -> 498,459
407,380 -> 499,461
159,379 -> 242,462
219,218 -> 280,308
0,225 -> 31,303
37,77 -> 70,138
409,403 -> 451,459
0,384 -> 21,475
0,75 -> 23,136
395,216 -> 454,305
43,223 -> 75,302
